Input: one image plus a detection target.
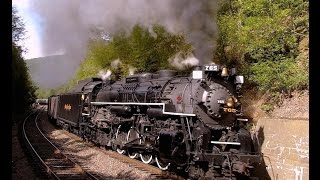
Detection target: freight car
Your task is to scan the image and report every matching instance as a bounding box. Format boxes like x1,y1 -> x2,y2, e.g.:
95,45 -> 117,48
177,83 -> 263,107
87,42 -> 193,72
48,64 -> 262,179
33,98 -> 48,109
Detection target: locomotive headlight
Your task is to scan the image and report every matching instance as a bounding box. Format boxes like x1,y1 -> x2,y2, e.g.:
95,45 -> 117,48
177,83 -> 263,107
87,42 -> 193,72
226,97 -> 235,107
235,75 -> 244,84
192,70 -> 204,79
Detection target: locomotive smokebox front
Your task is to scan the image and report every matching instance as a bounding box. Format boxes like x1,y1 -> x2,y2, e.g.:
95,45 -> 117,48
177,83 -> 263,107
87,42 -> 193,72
190,64 -> 243,127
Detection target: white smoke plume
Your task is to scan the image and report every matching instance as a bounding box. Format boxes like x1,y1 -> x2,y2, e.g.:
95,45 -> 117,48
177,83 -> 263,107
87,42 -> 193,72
98,69 -> 112,81
111,59 -> 122,68
169,52 -> 199,70
30,0 -> 218,67
128,66 -> 137,75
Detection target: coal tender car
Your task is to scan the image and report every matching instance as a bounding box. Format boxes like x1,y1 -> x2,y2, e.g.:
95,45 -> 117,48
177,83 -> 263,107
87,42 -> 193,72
47,64 -> 262,179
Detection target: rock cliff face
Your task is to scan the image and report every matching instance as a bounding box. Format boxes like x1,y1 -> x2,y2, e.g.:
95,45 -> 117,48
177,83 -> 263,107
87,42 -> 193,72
253,118 -> 309,180
244,90 -> 309,180
242,90 -> 309,120
269,91 -> 309,120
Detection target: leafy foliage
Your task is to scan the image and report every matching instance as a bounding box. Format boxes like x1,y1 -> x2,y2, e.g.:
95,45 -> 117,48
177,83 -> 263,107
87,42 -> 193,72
12,6 -> 26,44
74,24 -> 192,81
40,1 -> 309,113
215,0 -> 308,109
12,6 -> 37,116
12,44 -> 37,114
35,88 -> 54,99
35,82 -> 74,99
248,59 -> 308,93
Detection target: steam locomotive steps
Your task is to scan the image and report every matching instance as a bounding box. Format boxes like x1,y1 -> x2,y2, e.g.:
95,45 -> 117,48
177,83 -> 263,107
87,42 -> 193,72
22,109 -> 100,180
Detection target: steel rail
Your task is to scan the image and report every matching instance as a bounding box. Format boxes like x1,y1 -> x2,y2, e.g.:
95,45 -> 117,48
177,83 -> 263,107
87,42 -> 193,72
22,108 -> 99,180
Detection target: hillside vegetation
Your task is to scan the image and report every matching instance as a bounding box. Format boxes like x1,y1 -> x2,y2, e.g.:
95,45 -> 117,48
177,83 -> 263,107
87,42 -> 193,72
36,0 -> 308,112
26,55 -> 79,89
214,0 -> 308,111
12,6 -> 37,119
75,25 -> 193,81
36,25 -> 193,97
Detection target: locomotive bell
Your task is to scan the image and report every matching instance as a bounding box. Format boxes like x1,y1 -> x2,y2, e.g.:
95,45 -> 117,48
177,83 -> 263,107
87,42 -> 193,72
226,97 -> 235,107
226,97 -> 238,107
221,68 -> 229,77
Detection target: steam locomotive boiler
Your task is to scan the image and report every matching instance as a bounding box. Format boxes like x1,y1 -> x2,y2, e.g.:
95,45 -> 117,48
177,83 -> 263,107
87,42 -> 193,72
47,64 -> 262,179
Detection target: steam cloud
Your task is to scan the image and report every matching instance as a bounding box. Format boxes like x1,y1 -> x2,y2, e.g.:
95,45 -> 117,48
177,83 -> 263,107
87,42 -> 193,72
170,52 -> 200,70
30,0 -> 218,66
98,59 -> 121,81
98,69 -> 112,81
111,59 -> 122,68
128,66 -> 137,75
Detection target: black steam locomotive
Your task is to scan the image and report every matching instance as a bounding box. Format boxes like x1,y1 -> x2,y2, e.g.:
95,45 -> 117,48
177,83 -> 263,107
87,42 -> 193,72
47,64 -> 262,179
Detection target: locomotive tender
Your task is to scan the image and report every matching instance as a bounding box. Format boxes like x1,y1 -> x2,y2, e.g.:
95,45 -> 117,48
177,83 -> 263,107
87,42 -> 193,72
47,64 -> 262,179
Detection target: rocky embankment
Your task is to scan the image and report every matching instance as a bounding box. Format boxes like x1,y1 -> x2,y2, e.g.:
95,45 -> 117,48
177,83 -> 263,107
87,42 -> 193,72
244,90 -> 309,180
242,90 -> 309,120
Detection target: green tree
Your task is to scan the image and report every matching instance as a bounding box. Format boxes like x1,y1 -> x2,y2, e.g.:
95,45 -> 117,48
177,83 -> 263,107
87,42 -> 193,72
215,0 -> 308,110
74,24 -> 192,83
12,7 -> 26,44
12,6 -> 37,118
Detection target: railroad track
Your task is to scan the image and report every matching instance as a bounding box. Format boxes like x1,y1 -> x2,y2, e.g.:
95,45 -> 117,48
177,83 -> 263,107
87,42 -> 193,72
59,133 -> 185,180
52,128 -> 186,180
100,149 -> 185,180
41,114 -> 185,180
22,108 -> 101,180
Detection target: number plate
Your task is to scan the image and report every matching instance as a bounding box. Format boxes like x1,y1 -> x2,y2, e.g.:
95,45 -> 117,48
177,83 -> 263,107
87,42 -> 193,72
223,108 -> 236,113
204,65 -> 219,71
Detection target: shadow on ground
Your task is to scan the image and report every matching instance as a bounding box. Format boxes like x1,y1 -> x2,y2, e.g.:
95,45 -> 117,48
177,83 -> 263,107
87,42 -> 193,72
251,126 -> 273,180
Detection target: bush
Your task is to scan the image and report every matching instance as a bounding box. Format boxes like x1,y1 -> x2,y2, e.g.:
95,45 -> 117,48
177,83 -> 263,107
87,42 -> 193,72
215,0 -> 308,111
248,59 -> 308,94
74,24 -> 192,82
12,44 -> 37,114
